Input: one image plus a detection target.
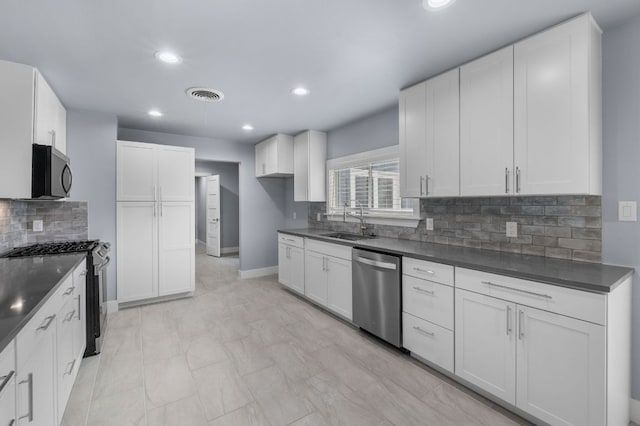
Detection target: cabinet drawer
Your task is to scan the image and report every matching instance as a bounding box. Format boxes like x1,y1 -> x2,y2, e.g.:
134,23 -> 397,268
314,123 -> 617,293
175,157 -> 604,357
16,288 -> 62,369
456,268 -> 606,325
305,238 -> 352,261
403,313 -> 454,372
403,275 -> 454,330
278,233 -> 304,249
0,340 -> 15,394
403,257 -> 454,286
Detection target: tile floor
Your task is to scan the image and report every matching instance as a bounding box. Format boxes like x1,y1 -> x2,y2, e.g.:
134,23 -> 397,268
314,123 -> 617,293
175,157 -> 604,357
61,245 -> 530,426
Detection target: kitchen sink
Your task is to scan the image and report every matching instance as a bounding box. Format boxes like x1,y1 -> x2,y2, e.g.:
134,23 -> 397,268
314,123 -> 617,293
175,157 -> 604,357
321,232 -> 376,241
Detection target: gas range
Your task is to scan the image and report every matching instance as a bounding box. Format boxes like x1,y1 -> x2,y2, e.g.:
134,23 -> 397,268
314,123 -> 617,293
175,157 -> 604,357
1,240 -> 101,258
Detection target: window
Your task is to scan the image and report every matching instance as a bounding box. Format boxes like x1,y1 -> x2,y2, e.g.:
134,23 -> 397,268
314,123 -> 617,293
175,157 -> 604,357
326,146 -> 420,223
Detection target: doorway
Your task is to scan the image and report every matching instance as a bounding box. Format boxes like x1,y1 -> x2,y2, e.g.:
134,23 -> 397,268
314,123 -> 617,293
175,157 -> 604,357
194,160 -> 240,257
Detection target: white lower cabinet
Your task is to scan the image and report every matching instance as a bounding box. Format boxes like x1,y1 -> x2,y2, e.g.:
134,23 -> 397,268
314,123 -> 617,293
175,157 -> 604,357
403,313 -> 454,372
302,240 -> 353,321
158,202 -> 195,297
455,289 -> 516,404
455,288 -> 607,426
15,261 -> 87,426
0,340 -> 16,426
278,234 -> 305,295
516,306 -> 605,426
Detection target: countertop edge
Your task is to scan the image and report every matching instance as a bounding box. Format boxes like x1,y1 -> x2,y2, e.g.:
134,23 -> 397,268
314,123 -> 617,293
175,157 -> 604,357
0,254 -> 86,355
278,229 -> 634,294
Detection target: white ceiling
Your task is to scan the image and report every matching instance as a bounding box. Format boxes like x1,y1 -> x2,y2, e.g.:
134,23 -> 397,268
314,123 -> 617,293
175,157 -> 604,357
1,0 -> 639,144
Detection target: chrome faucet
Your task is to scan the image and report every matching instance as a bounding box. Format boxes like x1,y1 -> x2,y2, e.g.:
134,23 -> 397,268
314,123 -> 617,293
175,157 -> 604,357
344,201 -> 367,235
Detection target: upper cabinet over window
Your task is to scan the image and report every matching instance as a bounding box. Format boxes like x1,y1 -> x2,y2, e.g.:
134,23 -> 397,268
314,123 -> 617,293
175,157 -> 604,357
0,60 -> 68,199
255,133 -> 294,178
400,13 -> 602,198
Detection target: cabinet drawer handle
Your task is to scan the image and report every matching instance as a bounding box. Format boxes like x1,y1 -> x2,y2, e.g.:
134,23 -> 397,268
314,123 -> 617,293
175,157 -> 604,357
37,315 -> 56,331
481,281 -> 552,300
413,326 -> 435,337
0,370 -> 14,394
19,373 -> 33,422
412,286 -> 435,296
413,267 -> 435,275
64,310 -> 76,322
63,286 -> 75,296
64,359 -> 76,376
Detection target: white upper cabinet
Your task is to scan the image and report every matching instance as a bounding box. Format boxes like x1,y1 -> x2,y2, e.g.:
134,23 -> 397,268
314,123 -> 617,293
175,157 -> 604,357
294,130 -> 327,202
255,133 -> 293,177
460,46 -> 514,196
514,13 -> 602,195
117,141 -> 194,202
157,145 -> 196,201
399,81 -> 427,198
0,60 -> 67,199
34,72 -> 67,154
400,69 -> 459,198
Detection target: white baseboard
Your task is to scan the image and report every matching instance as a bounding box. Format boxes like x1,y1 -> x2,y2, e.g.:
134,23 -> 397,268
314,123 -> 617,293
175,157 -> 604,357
221,246 -> 239,254
239,266 -> 278,279
631,398 -> 640,424
196,239 -> 205,245
106,300 -> 119,314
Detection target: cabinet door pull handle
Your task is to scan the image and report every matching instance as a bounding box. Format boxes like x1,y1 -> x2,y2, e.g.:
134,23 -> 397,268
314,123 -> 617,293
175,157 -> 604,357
9,419 -> 16,426
64,310 -> 76,322
506,306 -> 512,336
481,281 -> 552,300
516,167 -> 521,193
19,373 -> 33,422
37,315 -> 56,331
49,129 -> 56,146
80,270 -> 87,277
420,176 -> 424,196
425,175 -> 429,196
413,286 -> 435,296
0,370 -> 14,393
413,326 -> 435,337
63,286 -> 75,296
519,310 -> 525,340
505,168 -> 510,194
77,294 -> 82,321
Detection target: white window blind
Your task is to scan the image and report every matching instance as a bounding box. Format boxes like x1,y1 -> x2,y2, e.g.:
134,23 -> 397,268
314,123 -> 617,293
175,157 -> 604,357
326,147 -> 416,218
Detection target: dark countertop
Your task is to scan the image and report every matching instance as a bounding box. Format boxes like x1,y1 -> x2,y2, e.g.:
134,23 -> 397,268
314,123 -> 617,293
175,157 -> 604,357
0,253 -> 86,354
279,229 -> 633,294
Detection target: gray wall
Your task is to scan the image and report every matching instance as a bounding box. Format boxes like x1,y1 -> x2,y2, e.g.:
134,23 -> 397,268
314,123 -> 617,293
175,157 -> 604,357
194,160 -> 239,249
602,16 -> 640,399
118,128 -> 287,273
326,106 -> 399,160
66,110 -> 118,300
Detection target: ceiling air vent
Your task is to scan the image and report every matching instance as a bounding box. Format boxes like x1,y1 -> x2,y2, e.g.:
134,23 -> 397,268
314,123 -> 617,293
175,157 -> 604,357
186,87 -> 224,103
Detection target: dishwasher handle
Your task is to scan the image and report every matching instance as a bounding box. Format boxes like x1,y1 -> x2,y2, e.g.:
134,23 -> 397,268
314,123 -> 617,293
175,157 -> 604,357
353,255 -> 397,270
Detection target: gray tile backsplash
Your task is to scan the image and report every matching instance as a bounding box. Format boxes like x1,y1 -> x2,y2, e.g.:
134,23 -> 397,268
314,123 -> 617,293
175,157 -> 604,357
0,200 -> 88,253
309,195 -> 602,263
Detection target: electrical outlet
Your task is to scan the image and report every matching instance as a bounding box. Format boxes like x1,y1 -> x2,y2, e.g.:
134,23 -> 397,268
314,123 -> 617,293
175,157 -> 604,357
506,221 -> 518,238
426,218 -> 434,231
33,220 -> 43,232
293,211 -> 297,220
316,213 -> 321,221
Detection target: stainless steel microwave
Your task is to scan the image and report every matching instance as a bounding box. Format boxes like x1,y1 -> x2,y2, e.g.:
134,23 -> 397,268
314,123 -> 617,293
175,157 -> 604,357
32,144 -> 72,199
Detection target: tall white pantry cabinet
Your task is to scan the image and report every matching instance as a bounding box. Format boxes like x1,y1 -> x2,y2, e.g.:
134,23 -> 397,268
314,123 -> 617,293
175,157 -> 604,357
116,140 -> 195,304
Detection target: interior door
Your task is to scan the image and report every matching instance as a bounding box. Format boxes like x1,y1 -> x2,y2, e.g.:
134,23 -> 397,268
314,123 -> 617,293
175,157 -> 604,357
206,175 -> 221,257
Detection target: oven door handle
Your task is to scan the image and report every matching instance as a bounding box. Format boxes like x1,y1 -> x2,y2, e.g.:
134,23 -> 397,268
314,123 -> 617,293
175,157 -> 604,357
353,256 -> 397,270
96,256 -> 111,272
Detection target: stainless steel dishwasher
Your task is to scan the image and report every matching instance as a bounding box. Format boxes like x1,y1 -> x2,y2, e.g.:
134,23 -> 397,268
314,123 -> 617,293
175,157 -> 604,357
352,248 -> 402,348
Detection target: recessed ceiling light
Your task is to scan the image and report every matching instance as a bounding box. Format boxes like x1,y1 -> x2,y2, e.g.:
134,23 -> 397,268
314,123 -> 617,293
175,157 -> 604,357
423,0 -> 456,10
155,50 -> 182,64
242,124 -> 254,131
292,87 -> 310,96
148,109 -> 163,118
